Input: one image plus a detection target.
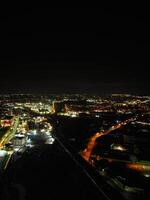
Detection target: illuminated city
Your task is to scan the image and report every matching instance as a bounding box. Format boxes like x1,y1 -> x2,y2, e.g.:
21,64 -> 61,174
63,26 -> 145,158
0,94 -> 149,199
0,6 -> 150,200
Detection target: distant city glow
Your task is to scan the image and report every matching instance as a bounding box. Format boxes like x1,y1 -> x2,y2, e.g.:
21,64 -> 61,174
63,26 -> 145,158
0,93 -> 150,196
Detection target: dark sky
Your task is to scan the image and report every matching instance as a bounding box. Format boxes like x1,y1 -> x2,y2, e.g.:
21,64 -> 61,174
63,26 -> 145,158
0,7 -> 149,95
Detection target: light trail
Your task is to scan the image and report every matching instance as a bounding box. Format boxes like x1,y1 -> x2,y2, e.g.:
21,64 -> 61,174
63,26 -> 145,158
126,163 -> 150,172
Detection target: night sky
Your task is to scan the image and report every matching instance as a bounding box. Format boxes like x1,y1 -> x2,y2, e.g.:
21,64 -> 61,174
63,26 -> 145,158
0,7 -> 149,95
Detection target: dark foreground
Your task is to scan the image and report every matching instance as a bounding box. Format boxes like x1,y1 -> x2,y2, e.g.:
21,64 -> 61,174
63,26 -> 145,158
0,142 -> 112,200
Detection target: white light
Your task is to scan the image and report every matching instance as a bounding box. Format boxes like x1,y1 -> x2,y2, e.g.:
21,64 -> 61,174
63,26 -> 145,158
0,150 -> 7,157
15,134 -> 25,138
71,114 -> 77,118
144,174 -> 150,178
33,130 -> 37,135
27,139 -> 31,143
26,144 -> 34,148
111,144 -> 126,151
14,147 -> 20,152
115,146 -> 125,151
46,137 -> 55,144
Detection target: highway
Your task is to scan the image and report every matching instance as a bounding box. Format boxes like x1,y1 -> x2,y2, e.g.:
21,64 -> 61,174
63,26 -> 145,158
0,117 -> 19,149
0,117 -> 19,170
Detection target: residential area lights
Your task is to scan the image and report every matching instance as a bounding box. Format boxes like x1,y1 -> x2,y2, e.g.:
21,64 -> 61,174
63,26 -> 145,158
0,94 -> 149,199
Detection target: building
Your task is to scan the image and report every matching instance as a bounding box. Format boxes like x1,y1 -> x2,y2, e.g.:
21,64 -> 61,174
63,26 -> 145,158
52,101 -> 65,113
13,135 -> 26,146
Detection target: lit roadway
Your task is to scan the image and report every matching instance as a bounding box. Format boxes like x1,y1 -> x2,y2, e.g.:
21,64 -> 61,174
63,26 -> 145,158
81,117 -> 150,173
0,117 -> 19,149
81,118 -> 134,162
0,117 -> 19,170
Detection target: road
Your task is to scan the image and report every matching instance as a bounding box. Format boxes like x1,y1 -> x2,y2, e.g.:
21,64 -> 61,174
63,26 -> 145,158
0,117 -> 19,149
0,117 -> 19,171
81,118 -> 135,162
52,129 -> 123,200
3,150 -> 13,170
81,117 -> 150,173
